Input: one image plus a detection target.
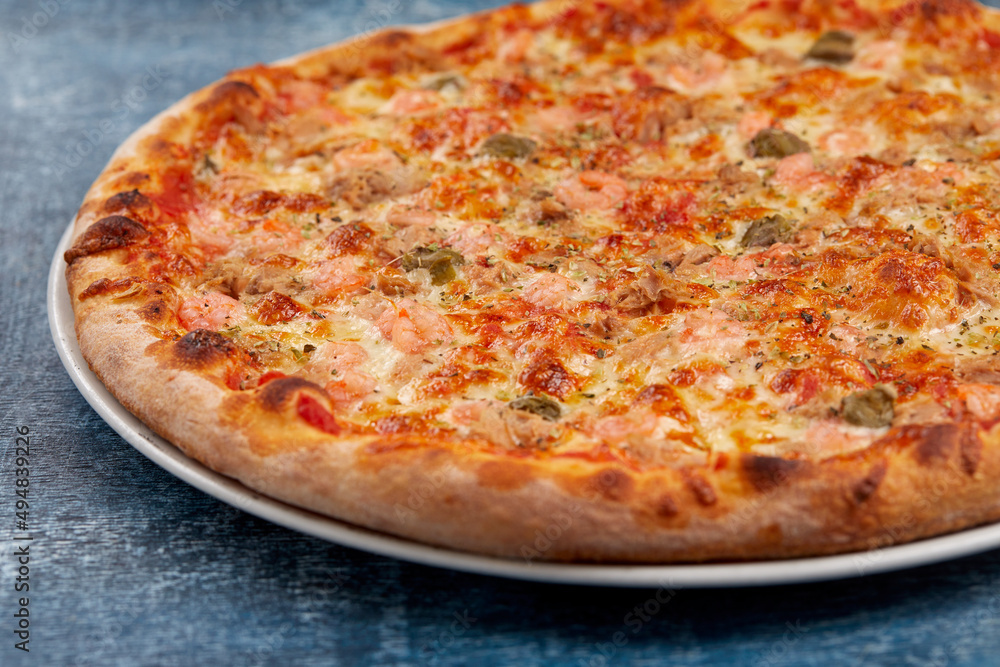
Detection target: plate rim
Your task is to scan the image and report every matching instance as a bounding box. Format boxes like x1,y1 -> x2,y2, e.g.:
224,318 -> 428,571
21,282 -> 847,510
48,220 -> 1000,588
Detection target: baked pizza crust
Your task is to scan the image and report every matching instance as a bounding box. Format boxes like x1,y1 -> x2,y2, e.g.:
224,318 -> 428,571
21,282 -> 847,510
64,0 -> 1000,562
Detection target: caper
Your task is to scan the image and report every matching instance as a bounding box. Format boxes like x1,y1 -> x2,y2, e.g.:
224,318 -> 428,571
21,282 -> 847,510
508,395 -> 562,421
747,128 -> 811,158
400,247 -> 465,286
741,214 -> 792,248
480,133 -> 537,159
841,385 -> 895,428
805,30 -> 855,64
422,73 -> 467,91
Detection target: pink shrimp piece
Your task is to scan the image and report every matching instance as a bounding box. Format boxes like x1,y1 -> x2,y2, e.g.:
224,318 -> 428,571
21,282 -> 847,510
386,205 -> 438,228
178,292 -> 246,331
325,371 -> 378,406
801,420 -> 871,457
188,213 -> 236,258
738,111 -> 772,139
555,171 -> 628,211
309,341 -> 369,371
755,243 -> 801,277
244,218 -> 303,255
522,272 -> 578,310
773,153 -> 830,192
381,88 -> 443,115
958,384 -> 1000,420
676,309 -> 747,359
448,399 -> 495,425
277,79 -> 329,113
311,257 -> 368,295
332,139 -> 403,172
376,298 -> 454,354
668,52 -> 727,91
706,254 -> 758,281
827,323 -> 866,355
445,222 -> 509,255
302,341 -> 376,407
708,244 -> 800,281
819,129 -> 869,156
856,40 -> 902,70
498,29 -> 534,62
592,410 -> 659,442
530,105 -> 584,134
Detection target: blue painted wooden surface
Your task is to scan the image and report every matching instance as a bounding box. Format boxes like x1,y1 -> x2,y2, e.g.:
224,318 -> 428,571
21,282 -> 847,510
3,1 -> 1000,664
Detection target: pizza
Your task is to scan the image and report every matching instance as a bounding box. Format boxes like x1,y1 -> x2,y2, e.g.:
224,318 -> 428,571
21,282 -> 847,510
63,0 -> 1000,563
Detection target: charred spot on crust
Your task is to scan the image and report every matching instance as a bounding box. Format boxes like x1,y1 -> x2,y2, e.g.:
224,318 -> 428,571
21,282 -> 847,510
913,423 -> 958,465
476,460 -> 530,492
913,422 -> 982,475
685,473 -> 717,506
79,277 -> 143,300
589,467 -> 633,501
258,376 -> 326,413
199,81 -> 264,134
655,493 -> 679,517
103,189 -> 153,216
961,425 -> 983,475
112,171 -> 151,189
373,30 -> 414,49
137,299 -> 169,324
741,454 -> 802,492
173,329 -> 235,368
852,460 -> 888,505
208,80 -> 259,103
64,216 -> 150,264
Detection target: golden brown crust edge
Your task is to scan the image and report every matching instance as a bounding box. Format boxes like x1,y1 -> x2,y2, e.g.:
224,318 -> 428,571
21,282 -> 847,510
64,0 -> 1000,563
66,300 -> 1000,562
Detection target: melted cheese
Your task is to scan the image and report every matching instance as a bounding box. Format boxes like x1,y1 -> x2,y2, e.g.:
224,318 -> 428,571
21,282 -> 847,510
141,0 -> 1000,465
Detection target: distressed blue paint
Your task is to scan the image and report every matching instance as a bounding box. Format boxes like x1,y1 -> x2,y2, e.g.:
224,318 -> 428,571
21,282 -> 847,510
2,0 -> 1000,664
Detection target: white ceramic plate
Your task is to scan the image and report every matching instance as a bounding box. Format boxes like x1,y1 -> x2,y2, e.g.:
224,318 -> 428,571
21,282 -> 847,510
49,222 -> 1000,587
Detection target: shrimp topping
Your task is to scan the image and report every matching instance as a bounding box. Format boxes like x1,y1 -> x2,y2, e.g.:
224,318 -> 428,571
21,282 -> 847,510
306,342 -> 377,406
555,171 -> 628,211
178,292 -> 246,331
376,298 -> 454,354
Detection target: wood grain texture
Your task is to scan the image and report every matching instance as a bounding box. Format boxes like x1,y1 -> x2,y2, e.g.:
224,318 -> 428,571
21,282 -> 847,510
2,0 -> 1000,664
